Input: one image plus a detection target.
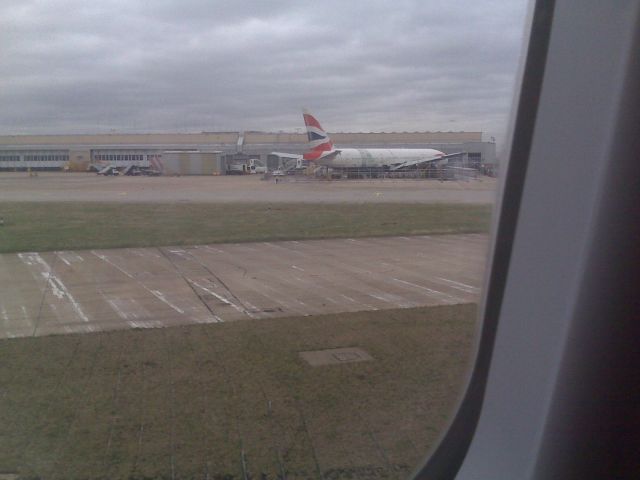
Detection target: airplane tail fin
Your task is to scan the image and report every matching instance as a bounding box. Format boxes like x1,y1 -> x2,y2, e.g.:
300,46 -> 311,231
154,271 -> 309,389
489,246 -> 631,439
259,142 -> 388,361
302,109 -> 334,160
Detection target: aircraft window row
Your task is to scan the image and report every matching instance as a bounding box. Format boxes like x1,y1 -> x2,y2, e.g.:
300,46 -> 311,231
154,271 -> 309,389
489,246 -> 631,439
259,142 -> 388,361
0,155 -> 21,162
94,154 -> 144,162
22,155 -> 69,161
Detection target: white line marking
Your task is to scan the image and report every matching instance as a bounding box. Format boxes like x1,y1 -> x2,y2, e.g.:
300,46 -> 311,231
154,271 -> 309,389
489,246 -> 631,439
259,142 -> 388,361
0,305 -> 20,338
0,305 -> 19,337
435,277 -> 480,293
244,301 -> 261,313
19,253 -> 90,323
46,274 -> 65,299
17,252 -> 35,266
21,306 -> 33,328
291,265 -> 305,272
106,298 -> 130,320
188,279 -> 250,319
49,276 -> 90,322
339,294 -> 378,310
56,253 -> 71,266
391,278 -> 462,304
150,290 -> 185,314
128,319 -> 165,329
367,292 -> 414,308
92,251 -> 190,316
191,315 -> 222,324
91,251 -> 135,279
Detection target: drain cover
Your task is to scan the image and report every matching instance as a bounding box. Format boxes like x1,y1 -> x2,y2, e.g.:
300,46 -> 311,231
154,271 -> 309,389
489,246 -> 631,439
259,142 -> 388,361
299,347 -> 373,366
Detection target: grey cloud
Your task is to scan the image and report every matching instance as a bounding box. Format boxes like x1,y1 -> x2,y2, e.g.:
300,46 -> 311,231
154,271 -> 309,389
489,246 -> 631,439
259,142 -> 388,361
0,0 -> 528,145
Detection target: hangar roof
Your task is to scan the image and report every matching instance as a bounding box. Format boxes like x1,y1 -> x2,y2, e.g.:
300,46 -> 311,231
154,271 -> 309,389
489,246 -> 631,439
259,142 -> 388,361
0,130 -> 482,148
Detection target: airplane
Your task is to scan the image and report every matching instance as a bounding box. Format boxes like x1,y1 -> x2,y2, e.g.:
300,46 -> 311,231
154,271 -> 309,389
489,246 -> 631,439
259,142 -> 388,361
301,109 -> 464,171
96,164 -> 119,176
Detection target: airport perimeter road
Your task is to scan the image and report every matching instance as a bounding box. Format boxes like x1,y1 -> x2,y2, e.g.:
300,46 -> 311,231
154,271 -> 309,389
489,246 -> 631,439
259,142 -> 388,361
0,173 -> 497,203
0,234 -> 487,338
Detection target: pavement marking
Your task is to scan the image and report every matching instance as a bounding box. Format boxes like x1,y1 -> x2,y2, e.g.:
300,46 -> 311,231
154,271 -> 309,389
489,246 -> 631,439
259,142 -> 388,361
19,252 -> 91,324
391,278 -> 463,304
106,299 -> 128,319
188,279 -> 246,320
435,277 -> 480,293
56,252 -> 72,266
150,290 -> 185,314
2,234 -> 488,338
91,251 -> 136,280
92,250 -> 197,317
47,276 -> 90,321
105,297 -> 134,320
368,292 -> 416,309
55,251 -> 84,265
1,305 -> 17,338
340,294 -> 378,311
128,319 -> 165,329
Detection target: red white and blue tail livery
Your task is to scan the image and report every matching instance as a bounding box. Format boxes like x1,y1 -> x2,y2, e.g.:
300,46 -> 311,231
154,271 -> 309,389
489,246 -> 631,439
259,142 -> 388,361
302,110 -> 335,161
301,109 -> 463,170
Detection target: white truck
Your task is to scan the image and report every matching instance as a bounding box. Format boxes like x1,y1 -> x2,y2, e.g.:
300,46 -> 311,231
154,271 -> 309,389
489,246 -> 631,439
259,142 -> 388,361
228,159 -> 267,174
248,158 -> 267,174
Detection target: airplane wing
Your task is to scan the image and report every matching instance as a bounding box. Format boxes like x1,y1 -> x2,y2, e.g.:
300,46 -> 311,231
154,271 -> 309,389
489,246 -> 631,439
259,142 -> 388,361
303,149 -> 341,161
317,150 -> 342,161
389,152 -> 465,171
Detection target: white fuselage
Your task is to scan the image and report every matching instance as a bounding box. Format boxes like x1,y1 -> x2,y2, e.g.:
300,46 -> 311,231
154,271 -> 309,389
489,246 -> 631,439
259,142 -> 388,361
316,148 -> 446,169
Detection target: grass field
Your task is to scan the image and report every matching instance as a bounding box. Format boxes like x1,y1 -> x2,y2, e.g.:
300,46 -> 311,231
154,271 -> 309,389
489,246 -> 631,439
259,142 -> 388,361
0,202 -> 491,253
0,304 -> 477,480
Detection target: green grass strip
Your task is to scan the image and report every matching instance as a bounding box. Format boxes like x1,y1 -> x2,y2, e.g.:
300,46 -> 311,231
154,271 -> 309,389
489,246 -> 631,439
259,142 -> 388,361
0,202 -> 491,253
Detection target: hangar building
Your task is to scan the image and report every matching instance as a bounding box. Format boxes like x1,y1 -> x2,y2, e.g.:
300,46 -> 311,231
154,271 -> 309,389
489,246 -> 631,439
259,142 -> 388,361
0,131 -> 495,174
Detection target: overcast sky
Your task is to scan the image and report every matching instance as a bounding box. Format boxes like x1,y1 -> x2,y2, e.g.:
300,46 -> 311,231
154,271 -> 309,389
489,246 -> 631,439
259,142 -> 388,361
1,0 -> 529,144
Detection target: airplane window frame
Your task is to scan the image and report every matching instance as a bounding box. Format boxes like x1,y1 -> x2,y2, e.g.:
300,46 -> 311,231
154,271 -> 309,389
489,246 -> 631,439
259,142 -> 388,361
412,1 -> 555,477
413,0 -> 640,478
